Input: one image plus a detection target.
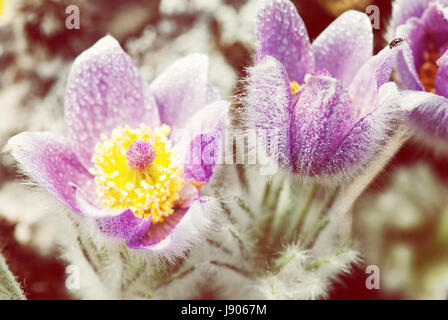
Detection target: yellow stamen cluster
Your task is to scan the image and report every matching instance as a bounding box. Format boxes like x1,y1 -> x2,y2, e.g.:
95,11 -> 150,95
89,124 -> 184,223
419,41 -> 441,94
290,81 -> 301,95
290,75 -> 311,95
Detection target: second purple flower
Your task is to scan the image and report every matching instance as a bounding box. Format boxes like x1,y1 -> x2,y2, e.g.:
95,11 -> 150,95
392,0 -> 448,144
246,0 -> 403,177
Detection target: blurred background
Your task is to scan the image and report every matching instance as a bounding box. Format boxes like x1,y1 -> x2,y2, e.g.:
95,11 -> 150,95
1,0 -> 447,300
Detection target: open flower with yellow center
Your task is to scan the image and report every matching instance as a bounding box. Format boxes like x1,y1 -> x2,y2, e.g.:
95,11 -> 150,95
248,0 -> 402,177
90,124 -> 185,223
392,0 -> 448,144
7,36 -> 228,252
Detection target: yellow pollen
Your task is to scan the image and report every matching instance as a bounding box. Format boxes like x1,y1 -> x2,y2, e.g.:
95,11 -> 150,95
418,41 -> 441,94
290,74 -> 312,95
290,81 -> 301,95
89,124 -> 184,223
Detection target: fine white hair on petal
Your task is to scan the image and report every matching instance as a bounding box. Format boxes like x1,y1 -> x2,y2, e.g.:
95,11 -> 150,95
75,188 -> 121,218
399,90 -> 448,153
138,197 -> 221,258
322,82 -> 403,181
242,55 -> 293,171
359,82 -> 403,157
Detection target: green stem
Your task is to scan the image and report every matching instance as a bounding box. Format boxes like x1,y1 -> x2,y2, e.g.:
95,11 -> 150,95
302,186 -> 339,248
293,183 -> 317,237
209,260 -> 252,279
273,251 -> 296,272
154,265 -> 196,290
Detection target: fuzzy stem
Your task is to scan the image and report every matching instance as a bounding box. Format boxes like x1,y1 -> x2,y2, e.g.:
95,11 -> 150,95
209,260 -> 253,278
273,251 -> 296,271
0,254 -> 25,300
294,183 -> 317,236
302,186 -> 339,248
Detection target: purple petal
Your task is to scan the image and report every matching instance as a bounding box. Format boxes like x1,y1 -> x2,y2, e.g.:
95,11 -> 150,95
436,49 -> 448,97
183,133 -> 217,182
75,189 -> 151,241
290,75 -> 354,176
245,56 -> 293,170
6,132 -> 92,214
395,40 -> 425,91
184,100 -> 229,135
183,100 -> 229,182
312,10 -> 373,88
206,84 -> 221,104
348,45 -> 397,118
420,2 -> 448,48
127,197 -> 218,255
65,35 -> 160,169
127,207 -> 186,248
96,211 -> 151,241
396,3 -> 448,73
322,83 -> 401,175
150,54 -> 216,130
391,0 -> 431,32
402,90 -> 448,141
255,0 -> 314,83
396,17 -> 426,73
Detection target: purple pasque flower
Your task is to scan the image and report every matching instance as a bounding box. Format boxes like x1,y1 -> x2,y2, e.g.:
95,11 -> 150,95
6,35 -> 228,254
392,0 -> 448,142
246,0 -> 402,177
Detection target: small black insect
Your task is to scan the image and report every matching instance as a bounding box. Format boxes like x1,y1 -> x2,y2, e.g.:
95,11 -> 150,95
389,38 -> 405,49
